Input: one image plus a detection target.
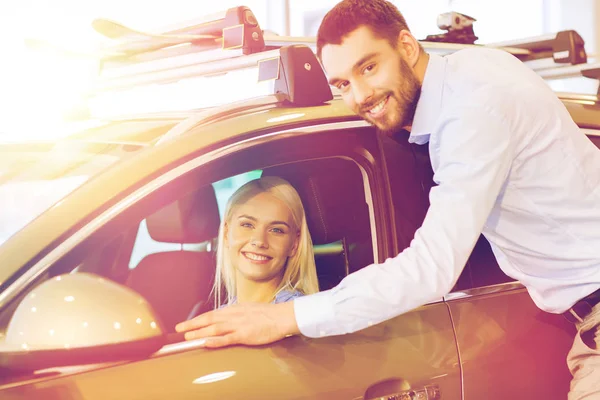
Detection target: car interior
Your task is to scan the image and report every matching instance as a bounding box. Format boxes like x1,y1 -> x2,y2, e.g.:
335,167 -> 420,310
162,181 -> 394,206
125,184 -> 221,331
414,149 -> 514,291
109,156 -> 375,332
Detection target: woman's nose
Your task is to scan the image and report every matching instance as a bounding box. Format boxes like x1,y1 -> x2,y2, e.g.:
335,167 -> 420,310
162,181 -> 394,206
250,230 -> 268,248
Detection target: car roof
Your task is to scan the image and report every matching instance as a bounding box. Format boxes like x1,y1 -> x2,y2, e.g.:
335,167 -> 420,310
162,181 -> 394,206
556,93 -> 600,130
22,91 -> 600,148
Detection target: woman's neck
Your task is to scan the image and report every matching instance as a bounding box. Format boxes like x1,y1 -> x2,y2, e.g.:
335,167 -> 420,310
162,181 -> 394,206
235,275 -> 283,304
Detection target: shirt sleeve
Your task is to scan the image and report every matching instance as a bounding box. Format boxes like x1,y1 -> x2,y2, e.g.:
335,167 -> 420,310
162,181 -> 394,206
294,102 -> 516,338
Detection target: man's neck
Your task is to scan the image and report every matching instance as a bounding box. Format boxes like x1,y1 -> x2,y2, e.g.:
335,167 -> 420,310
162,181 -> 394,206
414,52 -> 430,84
402,52 -> 431,133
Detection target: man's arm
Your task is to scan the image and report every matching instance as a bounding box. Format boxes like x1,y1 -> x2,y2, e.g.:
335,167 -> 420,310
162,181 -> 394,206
177,102 -> 516,345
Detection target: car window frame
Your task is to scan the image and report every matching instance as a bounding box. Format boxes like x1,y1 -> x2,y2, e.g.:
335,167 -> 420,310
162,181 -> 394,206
0,120 -> 388,324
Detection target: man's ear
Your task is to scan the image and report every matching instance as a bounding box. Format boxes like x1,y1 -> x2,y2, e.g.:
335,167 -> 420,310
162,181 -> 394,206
396,29 -> 421,68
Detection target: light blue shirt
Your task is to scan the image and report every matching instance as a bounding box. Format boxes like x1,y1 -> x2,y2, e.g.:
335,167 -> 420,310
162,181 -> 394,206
226,289 -> 304,306
294,48 -> 600,338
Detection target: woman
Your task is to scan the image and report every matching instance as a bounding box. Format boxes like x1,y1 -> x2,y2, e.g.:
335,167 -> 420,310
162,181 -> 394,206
213,176 -> 319,308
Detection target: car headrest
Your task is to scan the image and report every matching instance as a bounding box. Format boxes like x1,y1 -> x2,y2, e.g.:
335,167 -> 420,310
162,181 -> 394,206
263,158 -> 367,245
146,185 -> 220,243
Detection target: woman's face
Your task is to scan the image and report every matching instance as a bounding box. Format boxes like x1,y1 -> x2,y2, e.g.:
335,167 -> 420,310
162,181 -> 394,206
226,191 -> 299,284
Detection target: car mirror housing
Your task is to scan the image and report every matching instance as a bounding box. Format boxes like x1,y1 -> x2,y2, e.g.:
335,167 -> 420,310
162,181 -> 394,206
0,273 -> 166,372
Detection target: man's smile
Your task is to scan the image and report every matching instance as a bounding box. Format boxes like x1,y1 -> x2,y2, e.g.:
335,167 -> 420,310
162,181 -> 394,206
365,95 -> 390,118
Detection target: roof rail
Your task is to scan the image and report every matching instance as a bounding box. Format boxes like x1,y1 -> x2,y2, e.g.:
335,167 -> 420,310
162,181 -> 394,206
539,63 -> 600,95
93,6 -> 265,60
488,30 -> 588,77
90,7 -> 598,95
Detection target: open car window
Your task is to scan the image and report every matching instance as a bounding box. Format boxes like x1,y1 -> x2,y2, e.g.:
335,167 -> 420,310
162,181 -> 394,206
0,124 -> 379,357
0,142 -> 124,247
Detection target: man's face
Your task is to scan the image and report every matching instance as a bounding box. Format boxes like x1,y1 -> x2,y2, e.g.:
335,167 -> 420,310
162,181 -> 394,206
322,26 -> 421,134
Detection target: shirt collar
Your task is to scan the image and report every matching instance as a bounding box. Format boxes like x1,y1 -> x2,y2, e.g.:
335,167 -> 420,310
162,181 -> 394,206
409,53 -> 447,144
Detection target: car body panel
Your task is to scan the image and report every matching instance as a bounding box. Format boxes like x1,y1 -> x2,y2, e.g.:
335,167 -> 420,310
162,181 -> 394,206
0,305 -> 461,400
560,97 -> 600,130
447,286 -> 575,398
65,119 -> 180,145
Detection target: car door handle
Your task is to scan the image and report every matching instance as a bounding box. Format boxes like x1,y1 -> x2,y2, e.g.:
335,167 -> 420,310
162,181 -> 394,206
367,384 -> 441,400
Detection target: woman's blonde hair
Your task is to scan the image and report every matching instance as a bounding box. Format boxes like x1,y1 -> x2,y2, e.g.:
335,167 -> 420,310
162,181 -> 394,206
213,176 -> 319,307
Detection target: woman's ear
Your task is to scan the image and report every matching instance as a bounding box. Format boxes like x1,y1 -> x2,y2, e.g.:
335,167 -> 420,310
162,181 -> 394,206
223,222 -> 229,247
289,230 -> 300,258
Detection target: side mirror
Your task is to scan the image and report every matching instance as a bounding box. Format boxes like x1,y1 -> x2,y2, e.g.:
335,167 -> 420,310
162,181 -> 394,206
0,273 -> 166,372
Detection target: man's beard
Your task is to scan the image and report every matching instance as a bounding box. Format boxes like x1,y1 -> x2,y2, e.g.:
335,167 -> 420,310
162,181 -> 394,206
359,57 -> 421,136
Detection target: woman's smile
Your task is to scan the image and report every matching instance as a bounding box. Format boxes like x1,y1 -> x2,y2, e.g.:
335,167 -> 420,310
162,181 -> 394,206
242,251 -> 272,263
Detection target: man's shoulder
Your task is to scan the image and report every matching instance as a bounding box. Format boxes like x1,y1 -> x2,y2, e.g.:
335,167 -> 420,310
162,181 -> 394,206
442,46 -> 544,104
450,46 -> 517,62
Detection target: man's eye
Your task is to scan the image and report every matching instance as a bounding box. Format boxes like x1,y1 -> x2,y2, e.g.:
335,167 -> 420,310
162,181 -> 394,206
363,64 -> 376,74
337,81 -> 349,90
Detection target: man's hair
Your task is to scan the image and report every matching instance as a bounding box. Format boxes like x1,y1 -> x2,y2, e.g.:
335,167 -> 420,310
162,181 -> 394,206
316,0 -> 412,59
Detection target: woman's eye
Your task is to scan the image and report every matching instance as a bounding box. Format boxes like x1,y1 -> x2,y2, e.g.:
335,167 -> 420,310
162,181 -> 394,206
271,227 -> 285,234
240,222 -> 253,228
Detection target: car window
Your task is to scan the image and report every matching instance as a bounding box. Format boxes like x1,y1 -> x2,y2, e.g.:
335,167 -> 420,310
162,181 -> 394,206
0,142 -> 130,247
0,126 -> 378,340
379,130 -> 430,253
380,130 -> 514,292
128,170 -> 262,271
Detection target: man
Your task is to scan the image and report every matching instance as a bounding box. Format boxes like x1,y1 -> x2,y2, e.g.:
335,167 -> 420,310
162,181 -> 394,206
176,1 -> 600,397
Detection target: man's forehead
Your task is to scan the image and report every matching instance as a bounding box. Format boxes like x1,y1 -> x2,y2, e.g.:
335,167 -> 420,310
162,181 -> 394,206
321,26 -> 388,75
323,26 -> 382,52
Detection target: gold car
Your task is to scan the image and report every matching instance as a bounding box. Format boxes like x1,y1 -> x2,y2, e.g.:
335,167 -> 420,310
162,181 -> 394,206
0,7 -> 599,399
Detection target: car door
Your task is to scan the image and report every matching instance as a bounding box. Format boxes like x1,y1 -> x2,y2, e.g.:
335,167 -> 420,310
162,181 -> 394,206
444,239 -> 575,399
401,128 -> 578,399
0,121 -> 461,399
445,132 -> 600,399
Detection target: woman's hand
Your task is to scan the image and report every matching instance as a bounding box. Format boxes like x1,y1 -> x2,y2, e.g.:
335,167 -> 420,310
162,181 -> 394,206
175,301 -> 300,348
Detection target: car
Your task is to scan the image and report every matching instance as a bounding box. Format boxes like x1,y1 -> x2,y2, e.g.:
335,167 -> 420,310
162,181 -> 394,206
0,6 -> 599,399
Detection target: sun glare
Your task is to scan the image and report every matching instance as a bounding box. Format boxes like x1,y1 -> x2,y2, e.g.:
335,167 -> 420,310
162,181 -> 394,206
0,11 -> 99,140
0,0 -> 271,142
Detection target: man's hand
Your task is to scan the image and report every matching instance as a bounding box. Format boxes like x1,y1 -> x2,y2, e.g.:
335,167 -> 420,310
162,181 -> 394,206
174,301 -> 300,348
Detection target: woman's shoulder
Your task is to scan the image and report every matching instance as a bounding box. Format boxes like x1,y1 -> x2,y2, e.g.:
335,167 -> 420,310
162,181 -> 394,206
273,289 -> 304,304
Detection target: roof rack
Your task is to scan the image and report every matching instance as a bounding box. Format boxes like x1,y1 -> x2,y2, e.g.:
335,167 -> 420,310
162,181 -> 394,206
90,6 -> 600,97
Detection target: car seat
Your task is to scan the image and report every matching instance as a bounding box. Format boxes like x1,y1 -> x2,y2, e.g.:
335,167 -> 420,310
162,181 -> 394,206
263,158 -> 374,291
126,184 -> 220,332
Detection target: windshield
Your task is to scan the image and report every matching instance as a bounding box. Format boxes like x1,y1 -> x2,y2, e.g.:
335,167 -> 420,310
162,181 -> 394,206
0,141 -> 133,247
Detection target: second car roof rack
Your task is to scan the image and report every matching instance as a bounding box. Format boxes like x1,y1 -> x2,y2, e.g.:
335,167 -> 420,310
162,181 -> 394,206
90,6 -> 600,96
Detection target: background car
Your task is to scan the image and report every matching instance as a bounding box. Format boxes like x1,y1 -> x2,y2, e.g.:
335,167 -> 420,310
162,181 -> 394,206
0,7 -> 599,399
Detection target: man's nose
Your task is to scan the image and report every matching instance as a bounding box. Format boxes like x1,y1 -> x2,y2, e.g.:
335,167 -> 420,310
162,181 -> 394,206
352,81 -> 374,108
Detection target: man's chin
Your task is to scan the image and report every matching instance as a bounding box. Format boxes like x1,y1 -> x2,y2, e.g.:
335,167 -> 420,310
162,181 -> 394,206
362,115 -> 402,136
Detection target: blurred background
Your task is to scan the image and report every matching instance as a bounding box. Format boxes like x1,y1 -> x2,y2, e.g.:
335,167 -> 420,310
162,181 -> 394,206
0,0 -> 599,139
